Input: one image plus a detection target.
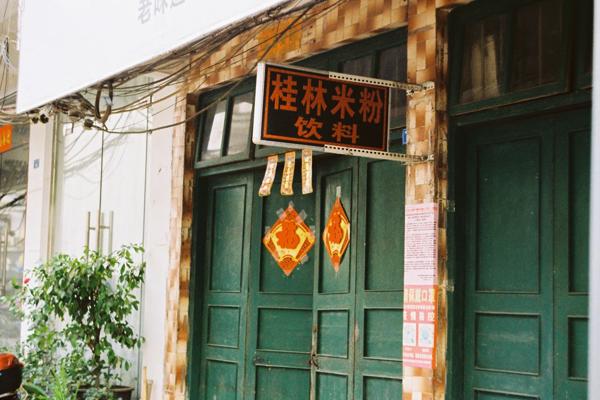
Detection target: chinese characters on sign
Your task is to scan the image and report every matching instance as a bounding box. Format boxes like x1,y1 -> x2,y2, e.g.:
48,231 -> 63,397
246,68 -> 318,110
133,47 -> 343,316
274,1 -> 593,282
254,63 -> 390,151
138,0 -> 186,24
402,203 -> 438,369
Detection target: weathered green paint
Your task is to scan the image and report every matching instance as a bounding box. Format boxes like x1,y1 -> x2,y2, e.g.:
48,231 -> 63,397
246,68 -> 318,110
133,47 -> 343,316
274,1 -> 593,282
312,157 -> 358,399
192,173 -> 254,400
190,153 -> 406,399
553,110 -> 590,399
353,153 -> 404,399
457,108 -> 590,399
245,165 -> 314,400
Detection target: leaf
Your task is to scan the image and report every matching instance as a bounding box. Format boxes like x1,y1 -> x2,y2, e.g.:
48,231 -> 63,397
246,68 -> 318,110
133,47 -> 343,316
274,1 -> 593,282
22,382 -> 49,398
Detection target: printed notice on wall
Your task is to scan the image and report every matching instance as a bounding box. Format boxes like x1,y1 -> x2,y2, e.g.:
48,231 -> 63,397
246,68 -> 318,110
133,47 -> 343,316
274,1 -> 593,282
402,203 -> 438,369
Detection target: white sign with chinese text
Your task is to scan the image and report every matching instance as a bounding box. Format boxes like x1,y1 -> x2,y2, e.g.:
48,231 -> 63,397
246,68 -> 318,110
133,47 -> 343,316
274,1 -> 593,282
16,0 -> 285,113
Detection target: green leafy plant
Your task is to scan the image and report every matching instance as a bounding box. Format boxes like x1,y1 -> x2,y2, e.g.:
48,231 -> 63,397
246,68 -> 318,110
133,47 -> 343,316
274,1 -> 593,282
3,244 -> 145,397
22,363 -> 77,400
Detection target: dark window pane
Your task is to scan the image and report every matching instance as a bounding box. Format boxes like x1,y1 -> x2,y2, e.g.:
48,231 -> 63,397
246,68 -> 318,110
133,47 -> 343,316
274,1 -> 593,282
342,56 -> 372,76
225,92 -> 254,156
511,0 -> 562,90
377,44 -> 407,127
200,99 -> 227,160
460,15 -> 507,103
0,145 -> 28,192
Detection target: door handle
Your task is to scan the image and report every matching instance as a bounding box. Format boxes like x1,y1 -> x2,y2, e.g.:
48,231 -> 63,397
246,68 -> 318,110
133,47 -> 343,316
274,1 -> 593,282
86,211 -> 114,254
85,211 -> 97,250
98,211 -> 114,254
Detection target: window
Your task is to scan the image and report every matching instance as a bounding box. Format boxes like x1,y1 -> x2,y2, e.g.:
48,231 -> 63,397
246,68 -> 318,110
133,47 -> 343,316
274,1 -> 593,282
510,0 -> 562,91
196,29 -> 408,167
0,124 -> 28,351
226,92 -> 254,156
195,80 -> 255,167
377,44 -> 408,129
450,0 -> 583,113
459,15 -> 507,103
199,99 -> 228,161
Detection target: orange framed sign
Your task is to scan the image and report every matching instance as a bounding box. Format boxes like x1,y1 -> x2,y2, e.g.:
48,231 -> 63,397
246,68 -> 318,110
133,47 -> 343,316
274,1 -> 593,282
253,62 -> 390,152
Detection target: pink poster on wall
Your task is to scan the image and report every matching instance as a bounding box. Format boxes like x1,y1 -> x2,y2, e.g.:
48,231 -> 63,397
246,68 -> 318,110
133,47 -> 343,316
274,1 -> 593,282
402,202 -> 438,369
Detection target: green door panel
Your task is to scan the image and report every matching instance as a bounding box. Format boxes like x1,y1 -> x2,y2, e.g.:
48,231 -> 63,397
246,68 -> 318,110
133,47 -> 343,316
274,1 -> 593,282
553,110 -> 590,399
255,367 -> 310,400
317,373 -> 349,400
193,152 -> 408,399
192,172 -> 254,400
312,157 -> 358,400
459,108 -> 591,399
463,117 -> 554,398
205,360 -> 239,400
245,165 -> 315,399
353,157 -> 405,399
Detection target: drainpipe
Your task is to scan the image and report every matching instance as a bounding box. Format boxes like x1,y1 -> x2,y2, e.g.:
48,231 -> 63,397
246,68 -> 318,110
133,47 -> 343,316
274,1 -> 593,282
588,0 -> 600,395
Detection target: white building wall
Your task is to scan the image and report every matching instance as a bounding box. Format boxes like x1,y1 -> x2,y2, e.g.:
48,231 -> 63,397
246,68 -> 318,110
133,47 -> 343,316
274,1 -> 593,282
23,119 -> 55,272
140,89 -> 177,400
22,85 -> 177,400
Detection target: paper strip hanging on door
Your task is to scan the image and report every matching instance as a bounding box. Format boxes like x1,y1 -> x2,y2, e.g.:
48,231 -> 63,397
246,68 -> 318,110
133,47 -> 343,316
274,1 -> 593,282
259,154 -> 279,197
281,151 -> 295,196
301,148 -> 313,194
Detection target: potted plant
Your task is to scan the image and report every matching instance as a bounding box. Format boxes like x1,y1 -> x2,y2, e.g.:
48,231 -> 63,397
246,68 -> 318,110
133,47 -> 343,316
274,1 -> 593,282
4,244 -> 145,399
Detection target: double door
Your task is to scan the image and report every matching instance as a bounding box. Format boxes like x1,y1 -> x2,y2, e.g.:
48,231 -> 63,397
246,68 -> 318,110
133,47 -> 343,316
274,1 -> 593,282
192,154 -> 406,399
458,108 -> 590,399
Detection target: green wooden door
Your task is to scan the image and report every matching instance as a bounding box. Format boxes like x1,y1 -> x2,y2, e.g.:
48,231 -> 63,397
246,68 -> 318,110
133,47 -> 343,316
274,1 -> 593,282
192,154 -> 406,399
193,172 -> 254,400
312,157 -> 359,400
459,108 -> 590,399
353,157 -> 405,399
311,154 -> 405,400
245,165 -> 315,400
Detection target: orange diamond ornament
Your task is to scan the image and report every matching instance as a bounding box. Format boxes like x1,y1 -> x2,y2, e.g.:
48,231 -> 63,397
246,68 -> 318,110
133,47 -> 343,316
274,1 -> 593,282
323,197 -> 350,271
263,205 -> 316,276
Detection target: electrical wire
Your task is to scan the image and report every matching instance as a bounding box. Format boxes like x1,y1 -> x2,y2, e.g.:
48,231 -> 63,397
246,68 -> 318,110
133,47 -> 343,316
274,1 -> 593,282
91,2 -> 320,135
0,0 -> 344,128
60,0 -> 335,126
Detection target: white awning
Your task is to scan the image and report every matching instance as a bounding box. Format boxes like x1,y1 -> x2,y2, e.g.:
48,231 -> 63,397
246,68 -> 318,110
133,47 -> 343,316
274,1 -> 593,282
16,0 -> 290,113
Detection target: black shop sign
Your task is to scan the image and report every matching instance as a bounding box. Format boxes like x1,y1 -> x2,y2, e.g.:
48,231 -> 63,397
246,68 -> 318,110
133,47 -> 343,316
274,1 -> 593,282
252,62 -> 390,152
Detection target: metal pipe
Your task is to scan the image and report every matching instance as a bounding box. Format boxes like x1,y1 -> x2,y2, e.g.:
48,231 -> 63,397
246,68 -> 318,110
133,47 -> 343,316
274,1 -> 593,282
107,211 -> 114,254
85,211 -> 91,249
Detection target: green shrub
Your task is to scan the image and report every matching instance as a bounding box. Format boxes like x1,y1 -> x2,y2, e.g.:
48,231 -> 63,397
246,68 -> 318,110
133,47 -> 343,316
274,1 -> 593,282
2,244 -> 145,397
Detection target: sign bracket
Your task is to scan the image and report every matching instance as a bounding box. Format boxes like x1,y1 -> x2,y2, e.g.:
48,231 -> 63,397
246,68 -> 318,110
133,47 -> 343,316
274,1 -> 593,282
327,72 -> 434,94
323,144 -> 433,164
